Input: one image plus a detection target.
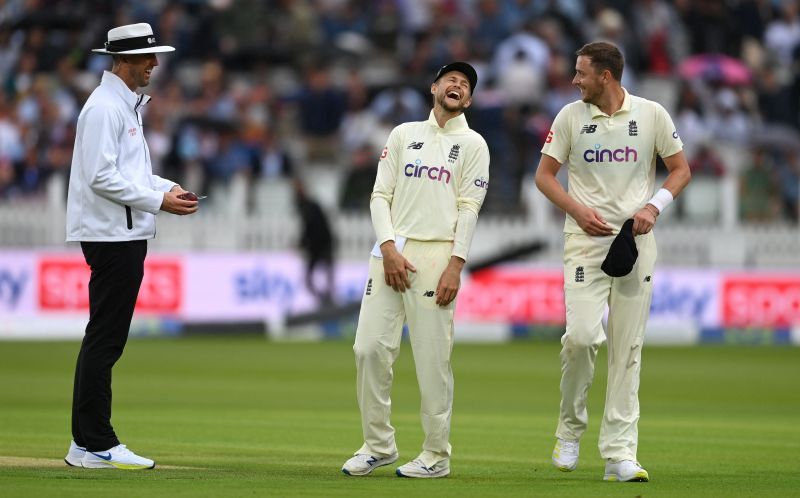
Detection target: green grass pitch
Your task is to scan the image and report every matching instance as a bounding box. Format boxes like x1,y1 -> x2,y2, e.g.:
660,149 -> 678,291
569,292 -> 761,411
0,337 -> 798,497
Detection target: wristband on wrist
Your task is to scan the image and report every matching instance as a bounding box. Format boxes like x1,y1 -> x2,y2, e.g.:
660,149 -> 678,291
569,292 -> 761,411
647,188 -> 673,214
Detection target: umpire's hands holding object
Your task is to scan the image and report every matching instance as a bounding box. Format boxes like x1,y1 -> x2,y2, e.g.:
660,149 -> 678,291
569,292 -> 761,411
161,185 -> 199,215
380,241 -> 417,292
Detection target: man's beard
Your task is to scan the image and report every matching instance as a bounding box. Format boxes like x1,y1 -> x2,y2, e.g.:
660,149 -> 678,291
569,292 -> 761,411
437,94 -> 465,113
580,86 -> 599,104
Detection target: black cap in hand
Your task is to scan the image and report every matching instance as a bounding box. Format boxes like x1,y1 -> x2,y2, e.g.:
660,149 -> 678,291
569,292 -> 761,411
601,218 -> 638,277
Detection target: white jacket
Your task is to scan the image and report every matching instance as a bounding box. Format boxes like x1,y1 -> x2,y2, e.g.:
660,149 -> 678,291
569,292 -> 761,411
66,71 -> 175,241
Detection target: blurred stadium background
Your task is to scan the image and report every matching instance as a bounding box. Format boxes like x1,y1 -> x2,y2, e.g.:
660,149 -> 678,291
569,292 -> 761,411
1,0 -> 800,344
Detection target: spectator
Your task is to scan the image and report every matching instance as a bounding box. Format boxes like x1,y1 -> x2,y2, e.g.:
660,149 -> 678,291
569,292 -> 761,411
764,0 -> 800,67
491,18 -> 550,83
294,179 -> 335,304
706,88 -> 754,144
0,156 -> 19,199
775,149 -> 800,222
258,127 -> 293,179
689,143 -> 726,177
294,63 -> 348,163
369,84 -> 428,127
339,143 -> 377,212
739,147 -> 781,222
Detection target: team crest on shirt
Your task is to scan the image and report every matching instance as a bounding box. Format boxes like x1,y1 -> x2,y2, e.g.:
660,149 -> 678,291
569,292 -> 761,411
448,144 -> 461,163
628,120 -> 638,136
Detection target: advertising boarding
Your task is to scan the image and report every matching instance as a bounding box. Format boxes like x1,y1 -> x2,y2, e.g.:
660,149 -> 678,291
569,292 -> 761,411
1,250 -> 798,343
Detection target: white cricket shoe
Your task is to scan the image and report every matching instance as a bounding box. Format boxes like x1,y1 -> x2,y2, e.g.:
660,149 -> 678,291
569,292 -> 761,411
64,440 -> 86,467
552,438 -> 579,471
341,452 -> 398,476
603,459 -> 649,482
81,444 -> 155,470
395,458 -> 450,478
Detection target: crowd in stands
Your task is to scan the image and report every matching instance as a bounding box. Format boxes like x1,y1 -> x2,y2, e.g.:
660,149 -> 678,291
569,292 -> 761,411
1,0 -> 799,223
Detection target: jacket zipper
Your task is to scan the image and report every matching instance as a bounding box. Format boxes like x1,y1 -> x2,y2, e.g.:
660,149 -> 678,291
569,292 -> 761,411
131,95 -> 148,234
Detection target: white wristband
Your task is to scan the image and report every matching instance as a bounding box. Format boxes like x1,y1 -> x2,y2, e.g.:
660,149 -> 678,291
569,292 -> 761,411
647,188 -> 673,214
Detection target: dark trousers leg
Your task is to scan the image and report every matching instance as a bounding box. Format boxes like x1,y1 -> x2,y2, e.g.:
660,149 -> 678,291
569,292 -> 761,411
71,240 -> 146,452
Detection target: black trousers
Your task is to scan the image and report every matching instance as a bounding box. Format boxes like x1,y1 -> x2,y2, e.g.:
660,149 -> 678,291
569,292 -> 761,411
72,240 -> 147,451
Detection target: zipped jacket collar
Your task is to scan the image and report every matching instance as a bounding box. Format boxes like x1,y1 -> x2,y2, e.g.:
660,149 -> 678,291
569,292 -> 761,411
100,71 -> 151,111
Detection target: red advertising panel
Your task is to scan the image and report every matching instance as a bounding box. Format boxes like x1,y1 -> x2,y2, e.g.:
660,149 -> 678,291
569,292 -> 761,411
457,268 -> 565,323
722,275 -> 800,327
38,257 -> 182,314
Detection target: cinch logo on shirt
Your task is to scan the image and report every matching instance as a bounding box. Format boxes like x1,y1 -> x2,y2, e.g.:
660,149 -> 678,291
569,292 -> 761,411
583,144 -> 638,163
405,161 -> 451,184
474,176 -> 489,189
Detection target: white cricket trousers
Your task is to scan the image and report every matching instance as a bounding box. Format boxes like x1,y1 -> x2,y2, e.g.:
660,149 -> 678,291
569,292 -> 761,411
353,239 -> 455,467
556,231 -> 656,462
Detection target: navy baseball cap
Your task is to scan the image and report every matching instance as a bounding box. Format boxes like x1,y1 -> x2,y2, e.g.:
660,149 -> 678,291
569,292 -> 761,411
434,62 -> 478,92
601,219 -> 639,277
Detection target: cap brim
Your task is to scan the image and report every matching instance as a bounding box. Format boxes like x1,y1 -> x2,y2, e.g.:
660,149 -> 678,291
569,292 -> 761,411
91,46 -> 175,55
434,61 -> 478,91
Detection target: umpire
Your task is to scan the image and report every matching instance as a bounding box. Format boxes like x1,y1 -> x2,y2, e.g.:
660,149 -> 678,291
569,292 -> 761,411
63,23 -> 198,470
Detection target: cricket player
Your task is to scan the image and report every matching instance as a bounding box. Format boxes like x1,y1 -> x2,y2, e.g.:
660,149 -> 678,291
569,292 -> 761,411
535,42 -> 691,482
341,62 -> 490,478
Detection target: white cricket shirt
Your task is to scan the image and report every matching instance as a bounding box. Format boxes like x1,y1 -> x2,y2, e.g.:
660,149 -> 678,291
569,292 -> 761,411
371,111 -> 490,260
541,89 -> 683,234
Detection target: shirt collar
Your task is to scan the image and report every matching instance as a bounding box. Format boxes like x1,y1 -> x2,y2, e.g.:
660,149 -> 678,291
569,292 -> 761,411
426,110 -> 469,132
101,71 -> 151,110
588,87 -> 631,118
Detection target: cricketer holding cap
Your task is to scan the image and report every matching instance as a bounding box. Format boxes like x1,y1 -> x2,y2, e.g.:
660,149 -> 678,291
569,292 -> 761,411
535,42 -> 691,481
341,62 -> 489,478
63,23 -> 198,470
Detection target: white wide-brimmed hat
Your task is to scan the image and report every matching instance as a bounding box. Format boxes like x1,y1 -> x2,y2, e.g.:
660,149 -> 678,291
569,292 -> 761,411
92,23 -> 175,55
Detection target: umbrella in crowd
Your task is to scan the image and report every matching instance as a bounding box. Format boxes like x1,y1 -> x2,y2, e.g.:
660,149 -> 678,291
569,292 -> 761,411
678,53 -> 752,86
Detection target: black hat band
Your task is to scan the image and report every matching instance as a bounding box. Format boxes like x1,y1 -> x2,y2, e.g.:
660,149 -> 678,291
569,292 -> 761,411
104,34 -> 158,52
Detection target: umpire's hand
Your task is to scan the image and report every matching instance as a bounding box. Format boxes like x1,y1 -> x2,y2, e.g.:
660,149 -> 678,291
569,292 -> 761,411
160,190 -> 199,215
380,241 -> 416,292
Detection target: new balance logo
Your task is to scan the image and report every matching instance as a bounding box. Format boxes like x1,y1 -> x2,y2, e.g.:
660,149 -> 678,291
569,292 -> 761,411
580,124 -> 597,134
407,141 -> 424,149
423,290 -> 435,297
365,278 -> 373,296
644,275 -> 651,282
628,120 -> 638,136
575,266 -> 584,283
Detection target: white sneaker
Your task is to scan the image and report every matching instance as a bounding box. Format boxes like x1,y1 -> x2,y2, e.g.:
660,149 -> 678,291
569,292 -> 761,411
64,440 -> 86,467
341,452 -> 398,476
81,444 -> 155,470
552,438 -> 579,471
604,459 -> 649,482
395,458 -> 450,478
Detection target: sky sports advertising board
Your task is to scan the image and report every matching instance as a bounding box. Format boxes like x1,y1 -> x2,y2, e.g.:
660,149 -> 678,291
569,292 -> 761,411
1,251 -> 799,344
